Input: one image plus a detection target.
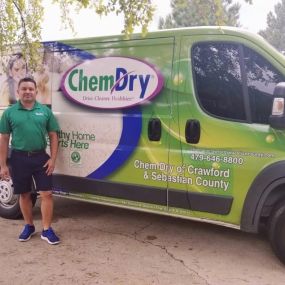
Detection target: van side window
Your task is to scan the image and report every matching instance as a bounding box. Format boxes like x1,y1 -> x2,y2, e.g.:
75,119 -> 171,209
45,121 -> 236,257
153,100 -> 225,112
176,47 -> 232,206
192,43 -> 246,121
244,47 -> 285,124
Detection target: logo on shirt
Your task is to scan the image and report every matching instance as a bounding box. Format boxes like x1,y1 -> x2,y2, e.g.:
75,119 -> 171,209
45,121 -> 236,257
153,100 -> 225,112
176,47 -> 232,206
35,112 -> 44,116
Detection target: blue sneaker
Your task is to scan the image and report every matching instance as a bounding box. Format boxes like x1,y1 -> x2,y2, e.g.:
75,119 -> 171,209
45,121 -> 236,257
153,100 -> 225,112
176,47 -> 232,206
19,224 -> 35,241
41,227 -> 60,245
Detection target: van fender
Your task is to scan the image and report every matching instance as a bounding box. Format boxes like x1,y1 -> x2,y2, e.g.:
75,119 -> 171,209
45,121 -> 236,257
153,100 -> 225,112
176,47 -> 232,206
241,161 -> 285,233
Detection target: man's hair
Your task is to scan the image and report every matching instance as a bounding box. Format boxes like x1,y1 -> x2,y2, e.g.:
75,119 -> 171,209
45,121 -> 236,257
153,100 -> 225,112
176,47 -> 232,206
18,77 -> 37,88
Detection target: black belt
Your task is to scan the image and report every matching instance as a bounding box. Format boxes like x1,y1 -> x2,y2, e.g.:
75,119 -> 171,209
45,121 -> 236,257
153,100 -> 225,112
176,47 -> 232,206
12,149 -> 46,156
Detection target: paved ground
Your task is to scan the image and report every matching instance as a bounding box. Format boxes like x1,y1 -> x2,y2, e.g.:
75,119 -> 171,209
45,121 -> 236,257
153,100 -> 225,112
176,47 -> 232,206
0,196 -> 284,285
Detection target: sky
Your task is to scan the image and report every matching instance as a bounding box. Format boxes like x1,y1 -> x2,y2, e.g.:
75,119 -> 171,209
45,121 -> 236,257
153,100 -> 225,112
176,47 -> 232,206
41,0 -> 281,41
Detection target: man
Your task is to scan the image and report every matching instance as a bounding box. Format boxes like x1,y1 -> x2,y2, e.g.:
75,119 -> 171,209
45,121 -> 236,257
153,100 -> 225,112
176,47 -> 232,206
0,77 -> 60,245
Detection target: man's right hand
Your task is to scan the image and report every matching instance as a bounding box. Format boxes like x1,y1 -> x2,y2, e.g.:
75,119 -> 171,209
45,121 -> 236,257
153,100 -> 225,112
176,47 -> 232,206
0,165 -> 10,180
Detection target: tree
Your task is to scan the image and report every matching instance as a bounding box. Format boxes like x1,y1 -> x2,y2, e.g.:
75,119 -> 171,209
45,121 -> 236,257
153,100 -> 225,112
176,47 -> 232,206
259,0 -> 285,52
159,0 -> 251,29
0,0 -> 155,69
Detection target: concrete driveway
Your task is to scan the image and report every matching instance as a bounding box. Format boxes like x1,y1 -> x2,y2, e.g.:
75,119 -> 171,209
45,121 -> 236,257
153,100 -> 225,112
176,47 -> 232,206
0,196 -> 284,285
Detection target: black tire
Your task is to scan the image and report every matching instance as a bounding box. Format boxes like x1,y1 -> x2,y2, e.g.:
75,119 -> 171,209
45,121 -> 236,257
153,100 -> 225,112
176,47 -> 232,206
268,201 -> 285,264
0,178 -> 37,220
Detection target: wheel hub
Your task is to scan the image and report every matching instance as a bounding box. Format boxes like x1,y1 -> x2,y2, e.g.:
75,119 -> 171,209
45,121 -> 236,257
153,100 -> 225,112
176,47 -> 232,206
0,178 -> 14,204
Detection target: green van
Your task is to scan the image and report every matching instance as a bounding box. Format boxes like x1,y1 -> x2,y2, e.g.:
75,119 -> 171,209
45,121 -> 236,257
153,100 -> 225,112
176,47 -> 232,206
1,26 -> 285,264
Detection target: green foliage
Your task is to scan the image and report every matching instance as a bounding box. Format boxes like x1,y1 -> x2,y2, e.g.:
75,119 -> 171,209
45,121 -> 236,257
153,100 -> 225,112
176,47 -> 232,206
159,0 -> 241,29
0,0 -> 43,66
259,0 -> 285,52
53,0 -> 156,38
0,0 -> 155,69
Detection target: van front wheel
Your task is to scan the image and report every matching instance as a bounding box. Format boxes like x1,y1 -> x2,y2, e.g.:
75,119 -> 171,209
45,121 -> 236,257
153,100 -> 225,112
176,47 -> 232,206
269,201 -> 285,264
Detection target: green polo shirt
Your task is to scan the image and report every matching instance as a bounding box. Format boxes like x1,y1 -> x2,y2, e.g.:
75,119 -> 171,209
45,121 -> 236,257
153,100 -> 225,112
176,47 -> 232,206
0,101 -> 60,151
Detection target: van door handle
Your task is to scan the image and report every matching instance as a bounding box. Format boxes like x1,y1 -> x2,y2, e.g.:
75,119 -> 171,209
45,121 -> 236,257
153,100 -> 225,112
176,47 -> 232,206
148,118 -> 162,141
185,119 -> 200,144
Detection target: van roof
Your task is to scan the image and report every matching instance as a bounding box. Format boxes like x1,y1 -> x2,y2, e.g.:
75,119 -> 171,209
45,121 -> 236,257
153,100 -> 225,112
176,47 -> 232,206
46,26 -> 284,65
57,26 -> 258,43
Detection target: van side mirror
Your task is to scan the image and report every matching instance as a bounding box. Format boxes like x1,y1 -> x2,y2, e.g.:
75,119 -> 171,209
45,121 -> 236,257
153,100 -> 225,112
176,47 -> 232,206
269,82 -> 285,129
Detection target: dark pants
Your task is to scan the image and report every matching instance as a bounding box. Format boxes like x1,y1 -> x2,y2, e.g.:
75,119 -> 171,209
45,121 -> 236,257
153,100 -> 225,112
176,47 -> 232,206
10,150 -> 52,194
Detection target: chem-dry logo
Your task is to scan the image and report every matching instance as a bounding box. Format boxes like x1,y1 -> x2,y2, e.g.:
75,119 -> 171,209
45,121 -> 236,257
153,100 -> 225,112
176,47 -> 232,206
61,57 -> 164,109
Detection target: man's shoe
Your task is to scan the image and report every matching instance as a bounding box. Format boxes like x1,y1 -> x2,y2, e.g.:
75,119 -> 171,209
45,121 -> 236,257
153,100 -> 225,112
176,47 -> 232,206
41,227 -> 60,245
19,224 -> 36,241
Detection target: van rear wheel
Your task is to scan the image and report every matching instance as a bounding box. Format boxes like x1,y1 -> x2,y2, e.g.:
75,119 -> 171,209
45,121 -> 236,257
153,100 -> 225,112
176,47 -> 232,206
268,201 -> 285,264
0,178 -> 37,219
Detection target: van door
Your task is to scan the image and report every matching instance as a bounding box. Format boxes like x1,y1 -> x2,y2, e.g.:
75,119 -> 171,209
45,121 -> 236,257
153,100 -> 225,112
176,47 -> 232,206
168,35 -> 285,224
51,37 -> 176,211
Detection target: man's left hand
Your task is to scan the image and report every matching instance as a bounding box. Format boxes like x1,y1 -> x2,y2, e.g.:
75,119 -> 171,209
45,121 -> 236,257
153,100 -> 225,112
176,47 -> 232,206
44,159 -> 55,176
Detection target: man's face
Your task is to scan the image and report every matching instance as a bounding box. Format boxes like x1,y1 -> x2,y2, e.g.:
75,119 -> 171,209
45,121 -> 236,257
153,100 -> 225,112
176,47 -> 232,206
17,81 -> 37,104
